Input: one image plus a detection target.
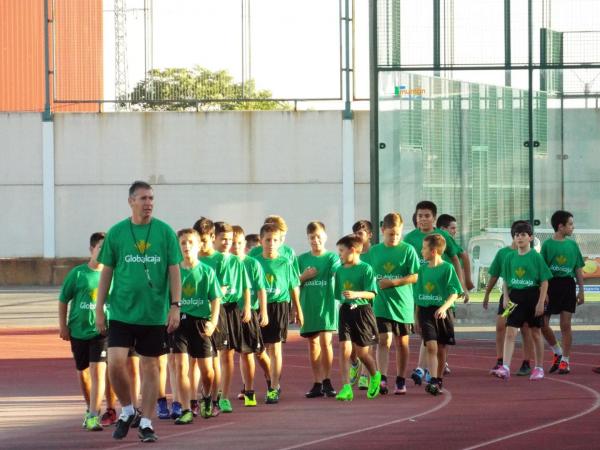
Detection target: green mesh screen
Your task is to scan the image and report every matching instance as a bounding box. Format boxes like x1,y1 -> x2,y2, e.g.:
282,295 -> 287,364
378,72 -> 547,245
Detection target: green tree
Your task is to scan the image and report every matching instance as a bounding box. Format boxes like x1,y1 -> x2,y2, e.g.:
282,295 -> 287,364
128,66 -> 289,111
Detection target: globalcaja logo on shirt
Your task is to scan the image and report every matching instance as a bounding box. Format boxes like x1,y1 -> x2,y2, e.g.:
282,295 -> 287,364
511,267 -> 534,287
181,298 -> 205,306
135,240 -> 151,253
304,280 -> 328,286
383,262 -> 395,273
343,281 -> 353,290
265,273 -> 281,295
550,255 -> 572,274
124,240 -> 161,264
418,281 -> 442,302
182,283 -> 196,298
79,288 -> 98,310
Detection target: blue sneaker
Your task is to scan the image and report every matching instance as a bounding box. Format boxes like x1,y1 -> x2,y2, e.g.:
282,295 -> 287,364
424,369 -> 431,383
156,398 -> 170,420
170,401 -> 183,419
410,368 -> 424,386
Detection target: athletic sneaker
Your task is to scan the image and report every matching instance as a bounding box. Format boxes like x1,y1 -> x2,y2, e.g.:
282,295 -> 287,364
549,353 -> 562,373
394,377 -> 406,395
138,426 -> 158,443
219,398 -> 233,413
425,382 -> 440,396
190,400 -> 199,417
170,401 -> 183,419
558,360 -> 570,374
82,412 -> 88,429
244,391 -> 257,407
131,408 -> 142,428
379,379 -> 389,395
85,415 -> 103,431
349,360 -> 361,385
174,409 -> 193,425
200,400 -> 212,418
156,398 -> 170,420
530,367 -> 544,381
322,378 -> 337,397
424,369 -> 431,383
265,388 -> 280,404
211,402 -> 221,417
491,365 -> 510,380
411,368 -> 424,386
335,383 -> 354,401
305,382 -> 324,398
367,371 -> 382,399
443,362 -> 451,375
357,374 -> 369,390
489,363 -> 502,374
101,408 -> 117,427
516,363 -> 532,376
237,387 -> 245,400
112,412 -> 137,440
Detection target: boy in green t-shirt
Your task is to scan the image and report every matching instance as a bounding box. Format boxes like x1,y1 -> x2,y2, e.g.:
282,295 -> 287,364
414,234 -> 463,396
171,229 -> 221,423
248,215 -> 300,276
59,232 -> 110,431
334,234 -> 382,402
253,223 -> 302,404
298,221 -> 341,398
540,210 -> 585,375
231,225 -> 272,406
366,213 -> 419,396
491,221 -> 553,381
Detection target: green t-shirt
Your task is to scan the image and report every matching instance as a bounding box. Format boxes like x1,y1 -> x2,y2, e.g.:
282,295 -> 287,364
98,217 -> 182,326
541,238 -> 585,279
403,228 -> 461,266
180,263 -> 221,319
253,254 -> 300,303
502,250 -> 553,290
488,246 -> 516,278
243,256 -> 267,310
249,244 -> 300,277
298,251 -> 341,334
59,264 -> 104,340
364,242 -> 420,323
199,252 -> 225,279
414,261 -> 463,308
334,261 -> 378,307
221,254 -> 251,305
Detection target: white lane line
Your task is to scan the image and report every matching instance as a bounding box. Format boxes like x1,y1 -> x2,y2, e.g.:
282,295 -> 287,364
276,390 -> 453,450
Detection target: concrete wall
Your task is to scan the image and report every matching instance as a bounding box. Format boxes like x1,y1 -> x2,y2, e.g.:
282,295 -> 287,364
2,111 -> 371,257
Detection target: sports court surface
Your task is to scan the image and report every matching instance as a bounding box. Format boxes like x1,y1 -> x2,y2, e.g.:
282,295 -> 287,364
1,289 -> 600,450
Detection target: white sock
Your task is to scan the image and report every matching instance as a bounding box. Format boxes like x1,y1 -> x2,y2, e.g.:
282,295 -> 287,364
552,344 -> 562,355
535,366 -> 543,371
562,356 -> 570,363
140,417 -> 153,429
502,364 -> 510,370
122,404 -> 135,417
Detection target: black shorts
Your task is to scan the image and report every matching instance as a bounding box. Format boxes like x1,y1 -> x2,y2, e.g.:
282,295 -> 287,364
262,302 -> 289,344
506,287 -> 543,329
545,277 -> 577,315
212,304 -> 230,352
108,320 -> 168,357
300,330 -> 333,339
376,317 -> 411,337
222,303 -> 242,352
338,304 -> 379,347
240,310 -> 265,354
70,335 -> 107,371
497,294 -> 505,316
418,306 -> 455,346
169,314 -> 216,359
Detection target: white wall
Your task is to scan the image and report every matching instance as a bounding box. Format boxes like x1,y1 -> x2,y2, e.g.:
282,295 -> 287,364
2,111 -> 371,257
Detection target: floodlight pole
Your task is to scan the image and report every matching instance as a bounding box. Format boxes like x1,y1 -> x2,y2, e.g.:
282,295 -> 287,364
43,0 -> 55,258
527,0 -> 535,232
369,0 -> 379,243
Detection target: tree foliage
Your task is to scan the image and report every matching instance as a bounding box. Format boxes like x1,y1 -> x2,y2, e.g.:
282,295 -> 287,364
128,66 -> 289,111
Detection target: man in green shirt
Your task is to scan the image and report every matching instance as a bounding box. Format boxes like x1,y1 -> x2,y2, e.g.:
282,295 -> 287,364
95,181 -> 182,443
540,210 -> 585,375
59,232 -> 114,431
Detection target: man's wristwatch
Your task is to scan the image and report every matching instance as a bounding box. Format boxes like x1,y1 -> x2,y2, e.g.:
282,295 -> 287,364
170,301 -> 181,308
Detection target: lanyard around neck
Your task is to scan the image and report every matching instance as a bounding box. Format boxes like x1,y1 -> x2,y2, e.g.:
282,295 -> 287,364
129,219 -> 154,288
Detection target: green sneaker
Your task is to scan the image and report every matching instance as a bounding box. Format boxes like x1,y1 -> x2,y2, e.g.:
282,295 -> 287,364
358,374 -> 369,390
516,364 -> 532,376
335,384 -> 354,401
367,371 -> 382,399
265,388 -> 279,404
200,400 -> 212,419
85,414 -> 103,431
349,360 -> 361,385
82,412 -> 88,429
219,398 -> 233,413
174,409 -> 193,425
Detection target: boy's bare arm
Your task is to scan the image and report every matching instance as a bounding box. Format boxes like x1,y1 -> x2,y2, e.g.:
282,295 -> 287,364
576,268 -> 585,305
435,293 -> 458,319
95,266 -> 113,334
451,255 -> 469,303
204,297 -> 221,337
290,286 -> 303,326
460,251 -> 475,290
482,276 -> 499,310
378,273 -> 418,289
58,302 -> 69,340
257,289 -> 268,327
536,280 -> 548,317
342,290 -> 376,300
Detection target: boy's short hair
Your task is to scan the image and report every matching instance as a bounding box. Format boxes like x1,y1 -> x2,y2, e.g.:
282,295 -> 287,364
214,221 -> 233,235
415,200 -> 437,216
411,213 -> 417,227
336,234 -> 363,251
177,228 -> 200,240
352,220 -> 373,234
423,233 -> 446,255
90,232 -> 105,248
382,212 -> 403,229
550,210 -> 573,232
306,221 -> 326,234
232,225 -> 245,237
260,223 -> 281,237
128,180 -> 152,197
436,214 -> 456,229
264,215 -> 288,233
511,220 -> 533,237
245,233 -> 260,246
193,217 -> 214,237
